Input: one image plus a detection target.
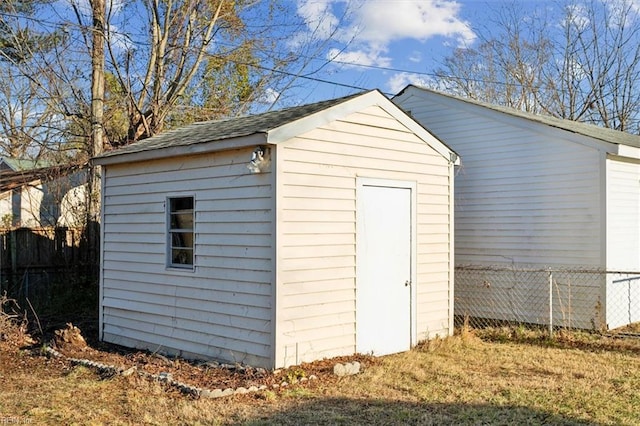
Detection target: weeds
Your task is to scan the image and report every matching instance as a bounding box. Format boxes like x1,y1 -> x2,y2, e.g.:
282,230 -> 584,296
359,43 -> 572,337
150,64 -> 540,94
472,323 -> 640,355
0,291 -> 24,334
285,368 -> 306,384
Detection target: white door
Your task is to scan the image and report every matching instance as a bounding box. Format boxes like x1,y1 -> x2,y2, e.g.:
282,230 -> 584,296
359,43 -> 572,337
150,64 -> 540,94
356,180 -> 413,355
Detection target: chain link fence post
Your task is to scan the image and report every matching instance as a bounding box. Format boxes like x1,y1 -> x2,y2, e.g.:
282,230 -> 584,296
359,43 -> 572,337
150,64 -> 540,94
548,269 -> 553,338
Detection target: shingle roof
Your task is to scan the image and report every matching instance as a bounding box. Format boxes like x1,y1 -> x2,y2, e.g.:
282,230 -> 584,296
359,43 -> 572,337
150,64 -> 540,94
398,85 -> 640,149
97,91 -> 370,160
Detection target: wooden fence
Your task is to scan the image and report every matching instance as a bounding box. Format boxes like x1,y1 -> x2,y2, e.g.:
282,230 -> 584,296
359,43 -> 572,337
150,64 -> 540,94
0,225 -> 99,313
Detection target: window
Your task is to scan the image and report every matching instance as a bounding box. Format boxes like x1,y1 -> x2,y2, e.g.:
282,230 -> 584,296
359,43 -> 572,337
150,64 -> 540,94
168,196 -> 194,269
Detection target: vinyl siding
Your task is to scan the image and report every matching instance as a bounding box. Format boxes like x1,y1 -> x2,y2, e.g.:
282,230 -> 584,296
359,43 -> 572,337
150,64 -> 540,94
101,149 -> 274,367
275,105 -> 453,366
606,158 -> 640,328
607,158 -> 640,271
397,93 -> 603,268
396,90 -> 611,330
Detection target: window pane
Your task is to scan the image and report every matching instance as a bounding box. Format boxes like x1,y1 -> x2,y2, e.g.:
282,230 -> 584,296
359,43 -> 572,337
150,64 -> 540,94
170,197 -> 193,211
171,212 -> 193,230
171,230 -> 193,248
172,248 -> 193,265
168,196 -> 194,268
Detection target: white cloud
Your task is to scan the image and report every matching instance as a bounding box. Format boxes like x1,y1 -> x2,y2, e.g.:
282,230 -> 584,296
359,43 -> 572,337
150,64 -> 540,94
296,0 -> 340,40
297,0 -> 475,68
561,3 -> 589,31
107,24 -> 133,51
327,47 -> 392,68
408,51 -> 422,63
386,72 -> 433,93
258,88 -> 280,105
354,0 -> 475,47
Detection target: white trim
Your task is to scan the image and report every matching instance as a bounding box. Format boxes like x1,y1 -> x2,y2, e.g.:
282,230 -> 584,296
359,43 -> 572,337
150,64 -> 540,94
609,152 -> 640,164
267,91 -> 457,165
267,92 -> 383,145
600,154 -> 608,270
98,167 -> 106,341
356,177 -> 418,348
270,146 -> 281,368
617,145 -> 640,160
165,194 -> 196,272
448,162 -> 455,335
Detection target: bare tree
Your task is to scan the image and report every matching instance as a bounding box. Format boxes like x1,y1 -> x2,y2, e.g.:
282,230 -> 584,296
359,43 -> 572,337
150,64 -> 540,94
91,0 -> 344,147
434,0 -> 640,133
435,2 -> 553,113
0,0 -> 71,159
0,0 -> 348,164
546,0 -> 640,131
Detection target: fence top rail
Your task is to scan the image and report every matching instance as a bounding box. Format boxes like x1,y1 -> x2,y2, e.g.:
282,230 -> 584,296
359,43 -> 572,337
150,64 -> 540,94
455,265 -> 640,275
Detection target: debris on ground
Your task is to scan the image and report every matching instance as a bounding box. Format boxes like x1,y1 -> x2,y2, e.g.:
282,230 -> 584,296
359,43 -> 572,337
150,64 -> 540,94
53,323 -> 88,351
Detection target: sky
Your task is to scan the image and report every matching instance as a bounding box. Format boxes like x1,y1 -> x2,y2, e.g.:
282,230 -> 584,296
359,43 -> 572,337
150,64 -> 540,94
40,0 -> 638,108
46,0 -> 558,105
289,0 -> 548,102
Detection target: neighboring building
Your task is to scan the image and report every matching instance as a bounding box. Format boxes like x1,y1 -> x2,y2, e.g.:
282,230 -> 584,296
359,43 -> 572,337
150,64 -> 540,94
93,90 -> 458,369
0,161 -> 87,228
0,157 -> 49,173
394,85 -> 640,330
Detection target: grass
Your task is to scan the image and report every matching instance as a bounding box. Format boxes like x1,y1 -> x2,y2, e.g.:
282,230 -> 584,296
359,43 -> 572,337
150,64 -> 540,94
1,324 -> 640,425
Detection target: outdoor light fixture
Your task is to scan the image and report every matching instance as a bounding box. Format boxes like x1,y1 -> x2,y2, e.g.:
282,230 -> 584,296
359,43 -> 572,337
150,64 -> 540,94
247,145 -> 271,173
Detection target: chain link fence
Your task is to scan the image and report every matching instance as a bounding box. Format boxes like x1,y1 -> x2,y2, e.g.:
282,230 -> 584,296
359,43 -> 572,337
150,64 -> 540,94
455,266 -> 640,333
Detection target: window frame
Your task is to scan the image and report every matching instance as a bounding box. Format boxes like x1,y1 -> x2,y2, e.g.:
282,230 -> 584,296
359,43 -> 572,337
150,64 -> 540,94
166,195 -> 195,270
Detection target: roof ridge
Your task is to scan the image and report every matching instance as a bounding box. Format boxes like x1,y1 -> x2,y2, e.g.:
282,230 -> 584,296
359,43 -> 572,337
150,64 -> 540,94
399,85 -> 640,148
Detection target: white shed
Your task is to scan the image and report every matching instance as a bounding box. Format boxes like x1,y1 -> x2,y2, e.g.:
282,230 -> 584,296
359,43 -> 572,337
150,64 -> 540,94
394,85 -> 640,330
93,90 -> 458,369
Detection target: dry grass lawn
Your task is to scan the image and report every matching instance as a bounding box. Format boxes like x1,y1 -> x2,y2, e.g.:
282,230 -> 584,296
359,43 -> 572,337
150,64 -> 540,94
1,313 -> 640,425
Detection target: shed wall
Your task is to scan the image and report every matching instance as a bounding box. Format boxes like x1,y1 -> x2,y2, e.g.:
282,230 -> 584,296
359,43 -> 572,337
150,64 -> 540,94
607,158 -> 640,271
101,149 -> 274,367
606,157 -> 640,328
397,93 -> 603,268
275,105 -> 453,367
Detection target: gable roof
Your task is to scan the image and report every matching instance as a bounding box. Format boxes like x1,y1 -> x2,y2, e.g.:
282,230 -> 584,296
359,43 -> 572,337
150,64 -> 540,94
395,85 -> 640,150
94,89 -> 457,166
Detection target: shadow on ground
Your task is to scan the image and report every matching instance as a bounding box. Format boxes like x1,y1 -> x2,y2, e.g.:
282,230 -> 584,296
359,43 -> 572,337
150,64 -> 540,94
234,397 -> 599,426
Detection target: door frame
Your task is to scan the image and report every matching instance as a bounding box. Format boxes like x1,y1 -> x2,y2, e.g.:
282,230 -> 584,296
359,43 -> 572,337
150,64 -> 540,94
355,177 -> 418,351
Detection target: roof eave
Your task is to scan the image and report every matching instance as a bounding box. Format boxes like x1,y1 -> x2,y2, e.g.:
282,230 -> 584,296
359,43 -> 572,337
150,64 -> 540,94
267,89 -> 458,164
616,144 -> 640,160
396,85 -> 640,151
93,133 -> 269,166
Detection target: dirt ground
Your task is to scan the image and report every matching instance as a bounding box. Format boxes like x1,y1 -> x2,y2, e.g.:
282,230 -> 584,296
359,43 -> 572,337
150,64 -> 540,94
2,319 -> 377,397
3,314 -> 640,425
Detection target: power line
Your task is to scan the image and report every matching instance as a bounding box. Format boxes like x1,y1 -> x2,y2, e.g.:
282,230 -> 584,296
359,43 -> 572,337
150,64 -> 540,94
0,9 -> 523,91
2,6 -> 635,99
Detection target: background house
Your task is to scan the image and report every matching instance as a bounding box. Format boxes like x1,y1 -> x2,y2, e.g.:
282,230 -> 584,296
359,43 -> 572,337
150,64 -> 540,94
394,85 -> 640,330
0,157 -> 49,173
93,90 -> 458,369
0,160 -> 87,229
0,160 -> 92,313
